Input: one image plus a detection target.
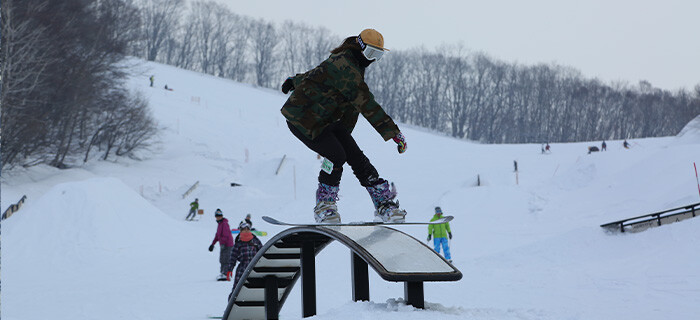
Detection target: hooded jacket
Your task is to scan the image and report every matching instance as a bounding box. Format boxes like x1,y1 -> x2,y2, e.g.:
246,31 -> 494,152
281,48 -> 400,141
211,217 -> 234,247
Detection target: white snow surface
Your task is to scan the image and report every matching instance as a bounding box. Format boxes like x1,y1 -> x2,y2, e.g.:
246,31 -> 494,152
3,59 -> 700,320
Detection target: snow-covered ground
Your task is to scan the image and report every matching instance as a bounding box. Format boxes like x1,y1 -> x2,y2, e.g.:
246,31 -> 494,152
3,59 -> 700,320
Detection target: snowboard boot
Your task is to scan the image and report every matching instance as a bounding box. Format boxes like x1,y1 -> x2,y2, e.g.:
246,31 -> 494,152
226,271 -> 232,281
314,183 -> 341,223
216,273 -> 227,281
366,180 -> 406,222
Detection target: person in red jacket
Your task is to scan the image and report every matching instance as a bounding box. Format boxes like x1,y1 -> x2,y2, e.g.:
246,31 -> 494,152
208,208 -> 234,281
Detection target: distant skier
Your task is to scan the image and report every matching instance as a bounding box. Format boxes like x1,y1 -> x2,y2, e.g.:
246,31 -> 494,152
149,75 -> 154,87
280,28 -> 407,223
601,141 -> 607,151
623,139 -> 630,149
545,143 -> 551,153
588,146 -> 600,154
186,198 -> 199,221
229,222 -> 262,287
428,207 -> 452,263
208,209 -> 234,281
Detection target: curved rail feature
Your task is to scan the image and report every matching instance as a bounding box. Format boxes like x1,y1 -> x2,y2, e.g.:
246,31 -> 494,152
222,225 -> 462,320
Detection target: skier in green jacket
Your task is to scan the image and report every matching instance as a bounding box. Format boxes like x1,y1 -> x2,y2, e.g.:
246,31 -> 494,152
186,198 -> 199,221
280,28 -> 407,224
428,206 -> 452,262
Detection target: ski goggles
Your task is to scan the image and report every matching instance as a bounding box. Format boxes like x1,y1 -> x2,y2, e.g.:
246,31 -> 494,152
362,44 -> 385,61
357,36 -> 387,61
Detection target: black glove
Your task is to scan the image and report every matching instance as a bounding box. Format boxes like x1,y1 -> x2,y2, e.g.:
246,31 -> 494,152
448,232 -> 452,239
281,77 -> 294,94
427,235 -> 432,241
208,245 -> 214,252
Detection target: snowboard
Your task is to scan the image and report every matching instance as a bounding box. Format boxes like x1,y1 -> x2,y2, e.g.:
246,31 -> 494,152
230,229 -> 268,236
262,215 -> 453,227
206,315 -> 222,319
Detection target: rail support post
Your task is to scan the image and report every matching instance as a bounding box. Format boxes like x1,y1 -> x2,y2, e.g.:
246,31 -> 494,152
301,241 -> 316,318
264,275 -> 279,320
351,252 -> 370,301
404,281 -> 424,309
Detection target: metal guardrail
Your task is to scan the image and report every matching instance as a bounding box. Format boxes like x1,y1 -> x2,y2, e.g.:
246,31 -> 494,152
600,202 -> 700,233
182,181 -> 199,199
2,195 -> 28,220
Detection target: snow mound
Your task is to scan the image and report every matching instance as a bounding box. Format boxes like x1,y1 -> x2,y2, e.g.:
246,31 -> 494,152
675,114 -> 700,143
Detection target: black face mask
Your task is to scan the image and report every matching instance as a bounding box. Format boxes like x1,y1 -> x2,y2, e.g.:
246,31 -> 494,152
350,49 -> 374,69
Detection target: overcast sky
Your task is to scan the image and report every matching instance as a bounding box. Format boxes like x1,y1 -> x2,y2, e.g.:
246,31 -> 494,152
215,0 -> 699,91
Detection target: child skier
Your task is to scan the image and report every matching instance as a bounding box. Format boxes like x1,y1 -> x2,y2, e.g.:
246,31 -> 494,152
280,28 -> 407,224
428,207 -> 452,262
230,222 -> 263,287
208,209 -> 234,281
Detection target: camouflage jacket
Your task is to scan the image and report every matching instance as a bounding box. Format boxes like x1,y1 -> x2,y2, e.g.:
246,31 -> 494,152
281,49 -> 400,141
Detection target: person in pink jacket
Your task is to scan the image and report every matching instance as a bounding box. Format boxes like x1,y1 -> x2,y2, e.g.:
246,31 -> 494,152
208,208 -> 234,281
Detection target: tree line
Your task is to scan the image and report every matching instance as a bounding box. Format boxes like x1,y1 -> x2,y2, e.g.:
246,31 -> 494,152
1,0 -> 157,169
4,0 -> 699,170
368,49 -> 700,143
131,0 -> 700,144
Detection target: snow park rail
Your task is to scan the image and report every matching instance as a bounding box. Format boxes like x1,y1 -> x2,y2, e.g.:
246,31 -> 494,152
600,202 -> 700,233
221,225 -> 462,320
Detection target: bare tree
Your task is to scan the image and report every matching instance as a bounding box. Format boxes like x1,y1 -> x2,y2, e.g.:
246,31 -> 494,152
138,0 -> 184,61
1,0 -> 55,167
249,19 -> 279,87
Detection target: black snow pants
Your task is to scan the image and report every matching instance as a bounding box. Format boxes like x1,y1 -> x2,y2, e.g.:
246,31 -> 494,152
287,121 -> 379,187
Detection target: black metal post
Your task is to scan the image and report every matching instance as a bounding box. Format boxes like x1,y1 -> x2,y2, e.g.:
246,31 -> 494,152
404,281 -> 424,309
264,275 -> 279,320
301,241 -> 316,318
351,252 -> 370,301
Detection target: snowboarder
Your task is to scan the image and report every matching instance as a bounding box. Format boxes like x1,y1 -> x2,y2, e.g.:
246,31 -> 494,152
623,139 -> 630,149
601,141 -> 607,151
428,206 -> 452,262
545,143 -> 551,153
280,28 -> 407,224
588,146 -> 600,154
229,222 -> 262,287
186,198 -> 199,221
149,75 -> 154,87
208,209 -> 234,281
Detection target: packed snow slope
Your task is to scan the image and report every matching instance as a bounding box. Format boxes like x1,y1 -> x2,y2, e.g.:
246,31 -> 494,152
3,59 -> 700,320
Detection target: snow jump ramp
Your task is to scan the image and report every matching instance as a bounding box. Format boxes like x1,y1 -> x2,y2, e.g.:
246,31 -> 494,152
221,225 -> 462,320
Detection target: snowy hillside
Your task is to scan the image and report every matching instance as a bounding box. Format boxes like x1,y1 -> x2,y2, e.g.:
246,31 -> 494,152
3,59 -> 700,320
